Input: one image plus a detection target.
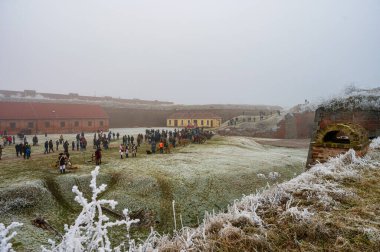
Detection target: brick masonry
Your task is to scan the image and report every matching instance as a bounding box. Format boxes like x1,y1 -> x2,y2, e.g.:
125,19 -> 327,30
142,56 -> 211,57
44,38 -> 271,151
305,107 -> 379,167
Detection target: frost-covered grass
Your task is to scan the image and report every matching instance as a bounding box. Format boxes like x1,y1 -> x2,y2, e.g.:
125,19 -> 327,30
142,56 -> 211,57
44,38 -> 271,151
0,135 -> 307,250
2,138 -> 380,251
131,142 -> 380,251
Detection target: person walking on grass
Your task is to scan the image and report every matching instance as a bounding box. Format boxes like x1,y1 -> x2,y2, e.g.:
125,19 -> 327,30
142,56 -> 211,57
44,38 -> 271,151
119,144 -> 124,159
95,148 -> 102,165
49,140 -> 54,153
159,141 -> 164,154
44,140 -> 48,154
125,145 -> 129,158
25,144 -> 31,159
58,153 -> 66,174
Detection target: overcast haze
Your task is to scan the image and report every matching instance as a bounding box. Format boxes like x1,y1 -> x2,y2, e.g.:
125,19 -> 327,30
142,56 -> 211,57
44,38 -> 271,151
1,0 -> 379,106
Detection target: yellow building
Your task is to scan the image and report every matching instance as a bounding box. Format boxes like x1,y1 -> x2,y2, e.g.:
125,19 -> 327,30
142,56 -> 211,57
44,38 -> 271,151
167,112 -> 222,128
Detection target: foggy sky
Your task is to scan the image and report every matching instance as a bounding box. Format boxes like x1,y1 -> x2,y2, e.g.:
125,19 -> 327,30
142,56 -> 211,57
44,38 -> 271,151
1,0 -> 379,107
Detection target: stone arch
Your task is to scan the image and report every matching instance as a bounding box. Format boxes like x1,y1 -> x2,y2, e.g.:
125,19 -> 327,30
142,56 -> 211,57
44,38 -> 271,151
315,123 -> 368,148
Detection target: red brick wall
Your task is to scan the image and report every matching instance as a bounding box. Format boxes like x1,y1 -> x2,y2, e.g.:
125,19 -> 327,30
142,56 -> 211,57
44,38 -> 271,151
316,109 -> 380,138
306,108 -> 379,167
274,111 -> 315,139
0,118 -> 109,135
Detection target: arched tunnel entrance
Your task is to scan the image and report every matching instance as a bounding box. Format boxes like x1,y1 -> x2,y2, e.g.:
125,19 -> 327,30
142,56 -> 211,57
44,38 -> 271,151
306,123 -> 370,167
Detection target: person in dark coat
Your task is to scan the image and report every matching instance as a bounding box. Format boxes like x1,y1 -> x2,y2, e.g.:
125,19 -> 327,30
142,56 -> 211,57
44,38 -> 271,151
95,148 -> 102,165
49,140 -> 54,153
44,141 -> 48,154
58,153 -> 66,174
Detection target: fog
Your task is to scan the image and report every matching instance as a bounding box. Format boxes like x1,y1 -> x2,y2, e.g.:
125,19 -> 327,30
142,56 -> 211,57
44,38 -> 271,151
0,0 -> 379,106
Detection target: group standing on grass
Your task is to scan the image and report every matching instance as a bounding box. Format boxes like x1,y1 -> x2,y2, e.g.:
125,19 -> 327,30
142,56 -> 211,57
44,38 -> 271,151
119,143 -> 137,159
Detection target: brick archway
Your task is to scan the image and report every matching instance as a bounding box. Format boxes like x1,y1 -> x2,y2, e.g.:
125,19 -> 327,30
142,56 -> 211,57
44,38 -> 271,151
315,123 -> 367,147
307,123 -> 369,167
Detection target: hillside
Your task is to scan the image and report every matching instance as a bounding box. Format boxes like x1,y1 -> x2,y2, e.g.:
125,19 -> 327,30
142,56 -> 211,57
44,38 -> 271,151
3,138 -> 379,251
0,135 -> 306,251
131,141 -> 380,251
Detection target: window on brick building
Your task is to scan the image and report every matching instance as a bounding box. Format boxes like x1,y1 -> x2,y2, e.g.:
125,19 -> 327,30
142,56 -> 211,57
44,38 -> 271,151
207,120 -> 209,126
168,120 -> 171,125
99,121 -> 104,127
201,120 -> 204,126
45,121 -> 50,128
60,121 -> 65,128
10,122 -> 16,129
88,121 -> 92,126
74,121 -> 79,127
28,122 -> 34,128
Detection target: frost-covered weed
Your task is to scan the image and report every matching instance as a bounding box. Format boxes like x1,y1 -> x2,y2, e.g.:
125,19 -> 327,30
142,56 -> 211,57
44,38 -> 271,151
369,137 -> 380,149
362,227 -> 380,242
283,197 -> 314,222
0,222 -> 23,252
320,86 -> 380,111
42,166 -> 139,252
256,173 -> 266,179
268,171 -> 280,180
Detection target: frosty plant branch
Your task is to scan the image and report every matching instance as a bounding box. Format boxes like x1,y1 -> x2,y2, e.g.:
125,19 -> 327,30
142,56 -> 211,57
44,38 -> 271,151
41,166 -> 140,252
0,222 -> 23,252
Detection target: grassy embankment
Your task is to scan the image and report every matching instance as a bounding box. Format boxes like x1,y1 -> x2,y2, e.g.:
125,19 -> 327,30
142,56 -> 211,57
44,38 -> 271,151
0,135 -> 307,250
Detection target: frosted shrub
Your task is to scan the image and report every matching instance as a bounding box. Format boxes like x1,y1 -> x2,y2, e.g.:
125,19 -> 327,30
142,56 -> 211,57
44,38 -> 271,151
268,171 -> 280,180
256,173 -> 266,179
0,222 -> 23,252
369,137 -> 380,149
42,166 -> 139,252
362,227 -> 380,242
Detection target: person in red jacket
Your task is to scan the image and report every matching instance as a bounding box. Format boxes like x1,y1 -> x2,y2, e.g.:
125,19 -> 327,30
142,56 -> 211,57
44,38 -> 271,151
159,141 -> 164,154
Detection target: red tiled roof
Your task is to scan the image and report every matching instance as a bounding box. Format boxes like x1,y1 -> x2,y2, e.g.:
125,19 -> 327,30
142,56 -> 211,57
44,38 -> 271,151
0,102 -> 109,120
167,112 -> 221,119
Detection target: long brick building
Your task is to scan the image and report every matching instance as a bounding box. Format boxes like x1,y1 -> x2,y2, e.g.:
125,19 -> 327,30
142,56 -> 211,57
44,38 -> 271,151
0,102 -> 109,134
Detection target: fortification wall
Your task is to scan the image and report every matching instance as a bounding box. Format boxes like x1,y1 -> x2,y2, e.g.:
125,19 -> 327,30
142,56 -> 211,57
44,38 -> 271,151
306,108 -> 379,167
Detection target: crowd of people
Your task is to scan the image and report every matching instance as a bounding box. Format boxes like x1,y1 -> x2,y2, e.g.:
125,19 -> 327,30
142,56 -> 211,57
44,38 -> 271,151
0,127 -> 213,173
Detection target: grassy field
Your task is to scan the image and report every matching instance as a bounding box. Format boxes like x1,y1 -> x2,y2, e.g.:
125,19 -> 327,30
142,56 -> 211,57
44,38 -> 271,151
0,134 -> 308,250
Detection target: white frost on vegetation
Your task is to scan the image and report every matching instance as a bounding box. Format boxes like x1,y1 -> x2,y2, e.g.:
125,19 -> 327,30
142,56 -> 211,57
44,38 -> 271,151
134,144 -> 380,250
320,86 -> 380,111
42,166 -> 139,252
2,138 -> 380,251
268,171 -> 280,180
0,222 -> 23,252
256,173 -> 266,179
369,137 -> 380,149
